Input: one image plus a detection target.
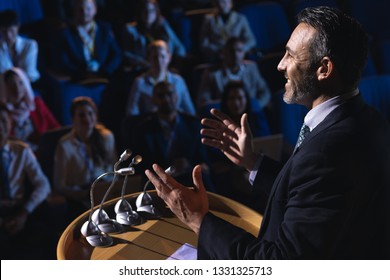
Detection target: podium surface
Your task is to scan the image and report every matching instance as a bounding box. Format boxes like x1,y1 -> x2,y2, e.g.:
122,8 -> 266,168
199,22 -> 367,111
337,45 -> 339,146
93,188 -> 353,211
57,191 -> 262,260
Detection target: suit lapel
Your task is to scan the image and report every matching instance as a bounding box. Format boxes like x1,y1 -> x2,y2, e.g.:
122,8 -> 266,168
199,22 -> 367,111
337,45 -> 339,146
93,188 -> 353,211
259,94 -> 366,236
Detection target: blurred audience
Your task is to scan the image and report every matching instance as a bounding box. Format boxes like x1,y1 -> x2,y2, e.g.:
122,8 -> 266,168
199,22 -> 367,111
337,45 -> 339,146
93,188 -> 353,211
197,36 -> 271,109
121,0 -> 186,73
53,96 -> 117,221
126,40 -> 195,116
0,10 -> 40,83
1,68 -> 60,152
207,80 -> 270,211
0,103 -> 53,259
131,81 -> 212,188
51,0 -> 122,81
199,0 -> 256,62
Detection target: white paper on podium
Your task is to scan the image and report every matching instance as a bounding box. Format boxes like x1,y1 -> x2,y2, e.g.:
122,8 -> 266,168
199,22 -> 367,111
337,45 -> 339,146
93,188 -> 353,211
166,243 -> 197,260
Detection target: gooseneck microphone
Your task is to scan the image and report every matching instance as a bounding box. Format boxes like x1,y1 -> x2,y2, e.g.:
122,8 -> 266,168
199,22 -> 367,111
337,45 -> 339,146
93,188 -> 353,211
80,149 -> 136,247
114,155 -> 143,225
135,166 -> 176,216
80,167 -> 135,247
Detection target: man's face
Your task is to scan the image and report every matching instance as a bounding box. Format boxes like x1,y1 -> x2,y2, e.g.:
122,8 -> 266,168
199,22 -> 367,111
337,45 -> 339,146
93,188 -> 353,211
153,85 -> 177,115
74,0 -> 97,25
149,46 -> 171,71
277,23 -> 319,106
143,2 -> 158,26
0,25 -> 19,46
0,110 -> 10,147
216,0 -> 233,15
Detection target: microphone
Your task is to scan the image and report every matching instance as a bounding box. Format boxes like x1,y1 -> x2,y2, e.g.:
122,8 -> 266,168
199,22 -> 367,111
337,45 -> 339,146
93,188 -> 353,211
80,149 -> 136,247
135,166 -> 176,216
114,149 -> 132,171
114,155 -> 144,226
80,167 -> 135,247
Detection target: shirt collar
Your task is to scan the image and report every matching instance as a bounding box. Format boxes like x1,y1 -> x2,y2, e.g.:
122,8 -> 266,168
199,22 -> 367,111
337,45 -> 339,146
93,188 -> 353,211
304,89 -> 359,131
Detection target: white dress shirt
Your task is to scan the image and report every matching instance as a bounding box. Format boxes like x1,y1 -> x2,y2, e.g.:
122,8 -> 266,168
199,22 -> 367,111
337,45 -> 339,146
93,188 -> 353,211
1,139 -> 50,213
249,89 -> 359,184
0,35 -> 40,82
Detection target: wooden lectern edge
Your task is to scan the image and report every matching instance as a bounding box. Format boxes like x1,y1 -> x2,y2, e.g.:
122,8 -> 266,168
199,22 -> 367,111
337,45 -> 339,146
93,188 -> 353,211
57,191 -> 263,260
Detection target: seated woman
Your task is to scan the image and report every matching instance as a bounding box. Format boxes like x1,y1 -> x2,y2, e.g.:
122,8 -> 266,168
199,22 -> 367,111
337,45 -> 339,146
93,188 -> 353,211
208,80 -> 270,212
121,0 -> 186,73
1,68 -> 60,152
53,96 -> 117,221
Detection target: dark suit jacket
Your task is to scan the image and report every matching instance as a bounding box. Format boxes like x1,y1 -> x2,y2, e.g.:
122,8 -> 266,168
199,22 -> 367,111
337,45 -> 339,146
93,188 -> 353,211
132,113 -> 210,185
55,21 -> 122,79
198,94 -> 390,259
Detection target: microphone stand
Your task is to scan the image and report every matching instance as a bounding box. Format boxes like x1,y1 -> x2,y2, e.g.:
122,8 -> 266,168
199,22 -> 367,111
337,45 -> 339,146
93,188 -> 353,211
135,166 -> 176,217
80,149 -> 135,247
80,167 -> 134,247
115,155 -> 144,225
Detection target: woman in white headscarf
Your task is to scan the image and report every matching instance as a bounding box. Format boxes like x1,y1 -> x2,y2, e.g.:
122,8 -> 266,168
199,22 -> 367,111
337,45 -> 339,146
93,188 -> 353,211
1,67 -> 60,150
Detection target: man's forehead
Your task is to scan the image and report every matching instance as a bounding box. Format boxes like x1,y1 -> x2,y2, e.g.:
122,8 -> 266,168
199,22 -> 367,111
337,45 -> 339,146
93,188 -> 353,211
287,23 -> 317,52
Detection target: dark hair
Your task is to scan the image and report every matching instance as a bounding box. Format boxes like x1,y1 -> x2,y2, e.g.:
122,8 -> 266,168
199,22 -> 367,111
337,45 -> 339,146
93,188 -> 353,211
70,96 -> 109,165
0,10 -> 19,28
146,39 -> 170,58
70,96 -> 97,117
136,0 -> 169,42
297,6 -> 368,89
3,68 -> 18,82
220,80 -> 252,116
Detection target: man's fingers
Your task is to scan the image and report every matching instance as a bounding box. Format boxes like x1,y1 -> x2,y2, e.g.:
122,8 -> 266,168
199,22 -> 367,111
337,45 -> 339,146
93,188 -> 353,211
241,113 -> 253,138
201,137 -> 222,149
192,165 -> 205,194
201,118 -> 224,130
210,108 -> 232,123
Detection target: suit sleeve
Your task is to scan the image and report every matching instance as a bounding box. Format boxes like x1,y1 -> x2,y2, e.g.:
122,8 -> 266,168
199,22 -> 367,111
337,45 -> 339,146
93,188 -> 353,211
198,143 -> 376,259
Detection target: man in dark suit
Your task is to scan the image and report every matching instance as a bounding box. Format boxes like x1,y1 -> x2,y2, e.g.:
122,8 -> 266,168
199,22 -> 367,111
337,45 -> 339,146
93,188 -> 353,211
144,6 -> 390,259
133,81 -> 212,189
53,0 -> 122,81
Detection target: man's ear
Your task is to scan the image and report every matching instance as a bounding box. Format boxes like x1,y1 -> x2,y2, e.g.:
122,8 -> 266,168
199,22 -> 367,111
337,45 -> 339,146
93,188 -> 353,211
317,56 -> 333,81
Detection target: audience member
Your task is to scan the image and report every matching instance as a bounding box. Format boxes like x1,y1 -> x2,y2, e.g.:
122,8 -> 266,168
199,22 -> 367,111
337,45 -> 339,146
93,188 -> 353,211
52,0 -> 122,81
220,80 -> 270,137
207,80 -> 270,209
145,6 -> 390,259
131,81 -> 211,188
53,96 -> 117,221
126,40 -> 195,116
121,0 -> 186,72
197,36 -> 271,109
1,68 -> 60,152
0,10 -> 40,83
199,0 -> 256,62
0,104 -> 53,259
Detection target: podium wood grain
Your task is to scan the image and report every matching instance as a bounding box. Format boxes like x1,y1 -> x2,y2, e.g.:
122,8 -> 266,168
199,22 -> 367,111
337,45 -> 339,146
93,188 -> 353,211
57,191 -> 262,260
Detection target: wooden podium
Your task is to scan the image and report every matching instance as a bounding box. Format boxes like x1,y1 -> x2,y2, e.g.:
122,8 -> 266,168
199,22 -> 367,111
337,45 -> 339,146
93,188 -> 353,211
57,191 -> 263,260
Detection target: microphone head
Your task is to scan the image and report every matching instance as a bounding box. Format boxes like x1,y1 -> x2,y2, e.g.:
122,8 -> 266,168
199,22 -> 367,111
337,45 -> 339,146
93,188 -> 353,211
119,149 -> 132,162
116,167 -> 135,175
131,155 -> 143,165
165,166 -> 176,175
